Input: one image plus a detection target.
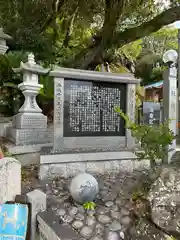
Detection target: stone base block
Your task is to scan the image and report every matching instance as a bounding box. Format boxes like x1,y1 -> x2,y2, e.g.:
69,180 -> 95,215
39,150 -> 150,180
8,127 -> 53,145
12,112 -> 47,129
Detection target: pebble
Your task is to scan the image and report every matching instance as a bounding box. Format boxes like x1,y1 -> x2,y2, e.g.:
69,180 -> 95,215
72,220 -> 84,230
63,215 -> 73,223
111,211 -> 120,220
110,205 -> 119,212
87,210 -> 96,216
102,192 -> 117,202
98,215 -> 111,224
76,213 -> 85,221
105,231 -> 119,240
56,208 -> 66,216
120,208 -> 129,216
121,216 -> 131,226
109,221 -> 121,231
115,198 -> 123,206
95,223 -> 104,235
69,206 -> 78,216
77,205 -> 85,214
97,207 -> 109,215
80,226 -> 93,238
105,201 -> 114,207
86,216 -> 96,227
119,231 -> 125,239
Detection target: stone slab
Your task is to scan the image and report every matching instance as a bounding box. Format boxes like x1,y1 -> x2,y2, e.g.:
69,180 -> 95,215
8,127 -> 53,145
38,209 -> 79,240
6,143 -> 53,155
12,112 -> 47,129
50,67 -> 141,84
53,136 -> 126,152
0,157 -> 21,203
39,155 -> 150,180
40,150 -> 137,164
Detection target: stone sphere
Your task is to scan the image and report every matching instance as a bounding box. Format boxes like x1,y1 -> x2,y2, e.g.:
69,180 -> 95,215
69,173 -> 99,204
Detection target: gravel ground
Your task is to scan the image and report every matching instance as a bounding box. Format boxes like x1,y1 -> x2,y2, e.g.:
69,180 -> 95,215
21,165 -> 171,240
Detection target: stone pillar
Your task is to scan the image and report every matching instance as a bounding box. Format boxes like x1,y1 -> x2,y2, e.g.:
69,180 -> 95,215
8,53 -> 50,145
53,77 -> 64,151
26,189 -> 46,240
163,49 -> 178,163
126,84 -> 136,149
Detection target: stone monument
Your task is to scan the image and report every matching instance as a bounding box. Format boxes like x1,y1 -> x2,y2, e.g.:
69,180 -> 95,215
39,68 -> 140,179
8,53 -> 50,145
69,173 -> 99,204
163,49 -> 178,162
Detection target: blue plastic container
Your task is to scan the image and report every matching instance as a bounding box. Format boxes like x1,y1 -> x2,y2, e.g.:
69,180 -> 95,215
0,204 -> 28,240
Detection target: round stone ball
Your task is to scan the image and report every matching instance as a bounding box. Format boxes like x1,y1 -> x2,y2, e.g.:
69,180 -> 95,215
69,173 -> 99,204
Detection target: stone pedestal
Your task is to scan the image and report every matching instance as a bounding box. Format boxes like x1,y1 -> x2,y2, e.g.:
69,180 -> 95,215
8,53 -> 50,145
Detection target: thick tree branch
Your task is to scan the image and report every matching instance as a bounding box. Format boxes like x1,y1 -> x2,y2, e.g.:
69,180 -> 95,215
63,6 -> 79,47
65,5 -> 180,70
40,0 -> 65,32
113,6 -> 180,48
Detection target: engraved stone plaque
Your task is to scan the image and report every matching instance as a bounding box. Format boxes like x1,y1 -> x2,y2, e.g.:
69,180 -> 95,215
64,79 -> 126,137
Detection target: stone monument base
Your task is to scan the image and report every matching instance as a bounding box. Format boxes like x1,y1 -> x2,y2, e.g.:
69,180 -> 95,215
12,112 -> 47,129
39,148 -> 150,180
7,127 -> 52,145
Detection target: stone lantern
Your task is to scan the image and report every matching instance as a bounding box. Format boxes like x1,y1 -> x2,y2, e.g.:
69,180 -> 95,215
8,53 -> 51,145
0,28 -> 11,55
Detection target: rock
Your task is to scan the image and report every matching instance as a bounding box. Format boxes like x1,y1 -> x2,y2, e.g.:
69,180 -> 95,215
110,205 -> 119,212
80,226 -> 93,238
111,211 -> 120,220
148,166 -> 180,235
102,192 -> 117,202
109,221 -> 121,231
86,216 -> 96,227
119,231 -> 125,239
98,215 -> 111,224
56,208 -> 66,216
97,207 -> 109,215
69,173 -> 99,204
120,216 -> 131,226
69,206 -> 78,216
87,210 -> 96,216
105,201 -> 114,207
120,208 -> 129,216
72,220 -> 84,230
63,215 -> 74,223
95,223 -> 104,235
105,231 -> 120,240
76,213 -> 85,221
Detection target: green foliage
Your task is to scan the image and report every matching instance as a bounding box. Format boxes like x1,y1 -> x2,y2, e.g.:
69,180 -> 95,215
115,108 -> 174,170
0,51 -> 27,115
83,201 -> 96,211
166,236 -> 176,240
135,27 -> 177,85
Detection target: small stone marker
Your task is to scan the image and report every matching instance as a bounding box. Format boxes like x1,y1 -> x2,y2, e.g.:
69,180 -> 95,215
26,189 -> 46,240
0,157 -> 21,203
69,173 -> 99,204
